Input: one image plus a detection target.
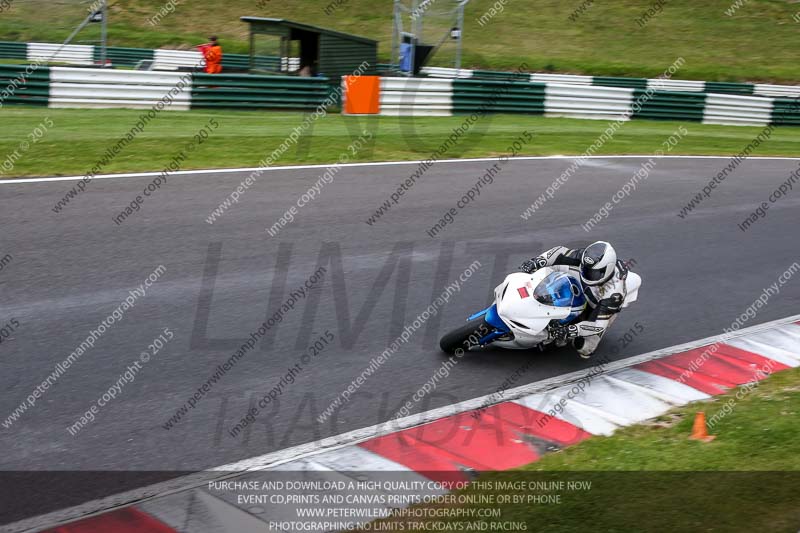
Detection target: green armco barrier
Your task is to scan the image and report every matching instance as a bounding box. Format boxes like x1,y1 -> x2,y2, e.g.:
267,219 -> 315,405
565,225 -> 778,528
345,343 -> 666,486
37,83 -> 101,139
96,46 -> 154,66
222,54 -> 281,70
191,73 -> 330,110
771,97 -> 800,126
324,82 -> 342,106
631,89 -> 707,121
453,78 -> 546,114
0,41 -> 27,61
593,77 -> 649,90
704,81 -> 755,96
471,69 -> 533,81
0,64 -> 50,106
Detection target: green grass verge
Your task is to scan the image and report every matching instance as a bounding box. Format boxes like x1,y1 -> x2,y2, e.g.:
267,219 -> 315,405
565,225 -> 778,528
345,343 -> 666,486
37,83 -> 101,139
367,367 -> 800,533
1,1 -> 800,83
1,107 -> 799,178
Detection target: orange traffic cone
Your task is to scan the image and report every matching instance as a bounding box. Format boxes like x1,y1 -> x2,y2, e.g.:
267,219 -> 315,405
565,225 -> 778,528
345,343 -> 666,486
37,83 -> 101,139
689,411 -> 715,442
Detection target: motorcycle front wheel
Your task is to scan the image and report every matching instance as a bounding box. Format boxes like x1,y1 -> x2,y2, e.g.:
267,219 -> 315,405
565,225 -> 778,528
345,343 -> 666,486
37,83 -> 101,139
439,317 -> 490,354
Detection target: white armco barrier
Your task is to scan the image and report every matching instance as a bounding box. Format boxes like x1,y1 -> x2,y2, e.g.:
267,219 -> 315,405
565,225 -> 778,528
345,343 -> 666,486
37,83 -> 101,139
753,84 -> 800,98
28,43 -> 94,65
421,66 -> 474,78
544,84 -> 635,121
647,78 -> 705,92
530,73 -> 593,85
419,66 -> 800,102
48,68 -> 192,110
153,49 -> 205,70
702,94 -> 773,126
280,57 -> 301,71
376,76 -> 791,126
379,77 -> 453,116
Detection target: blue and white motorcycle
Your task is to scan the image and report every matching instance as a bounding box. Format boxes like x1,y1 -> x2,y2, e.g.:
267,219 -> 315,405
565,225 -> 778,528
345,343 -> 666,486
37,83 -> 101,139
439,267 -> 640,354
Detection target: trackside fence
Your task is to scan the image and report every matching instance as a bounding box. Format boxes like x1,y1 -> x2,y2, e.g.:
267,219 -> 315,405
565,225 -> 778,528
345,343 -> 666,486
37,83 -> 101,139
48,67 -> 192,110
2,62 -> 799,124
377,76 -> 800,126
191,73 -> 331,110
420,66 -> 800,99
0,64 -> 50,106
0,65 -> 329,111
0,40 -> 294,71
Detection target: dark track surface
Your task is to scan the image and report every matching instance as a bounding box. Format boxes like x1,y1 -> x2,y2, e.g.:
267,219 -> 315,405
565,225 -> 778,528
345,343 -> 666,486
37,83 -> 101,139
1,156 -> 799,523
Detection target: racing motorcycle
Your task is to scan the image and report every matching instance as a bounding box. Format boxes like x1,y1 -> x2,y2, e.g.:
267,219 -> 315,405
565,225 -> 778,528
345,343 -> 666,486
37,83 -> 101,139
439,267 -> 641,354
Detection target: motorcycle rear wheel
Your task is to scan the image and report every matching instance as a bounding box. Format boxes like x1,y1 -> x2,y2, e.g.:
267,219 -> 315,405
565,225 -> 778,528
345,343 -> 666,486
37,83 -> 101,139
439,317 -> 489,354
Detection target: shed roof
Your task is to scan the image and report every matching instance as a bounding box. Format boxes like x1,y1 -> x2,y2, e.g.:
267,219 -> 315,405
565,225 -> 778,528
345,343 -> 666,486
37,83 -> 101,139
240,17 -> 378,46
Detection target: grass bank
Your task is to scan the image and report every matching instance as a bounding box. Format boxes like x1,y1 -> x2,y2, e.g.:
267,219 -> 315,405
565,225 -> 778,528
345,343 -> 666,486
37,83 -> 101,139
1,1 -> 800,82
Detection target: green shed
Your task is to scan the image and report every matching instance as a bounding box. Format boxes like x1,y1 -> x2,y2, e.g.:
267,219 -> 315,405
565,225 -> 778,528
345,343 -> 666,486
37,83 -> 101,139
240,17 -> 378,81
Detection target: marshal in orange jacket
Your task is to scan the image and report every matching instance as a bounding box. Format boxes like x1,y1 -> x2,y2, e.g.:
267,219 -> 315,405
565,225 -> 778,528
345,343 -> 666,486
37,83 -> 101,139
199,41 -> 223,74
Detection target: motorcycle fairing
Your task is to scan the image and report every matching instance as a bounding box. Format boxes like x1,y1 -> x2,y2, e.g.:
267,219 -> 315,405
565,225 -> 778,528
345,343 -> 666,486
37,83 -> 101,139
467,304 -> 512,344
492,270 -> 573,349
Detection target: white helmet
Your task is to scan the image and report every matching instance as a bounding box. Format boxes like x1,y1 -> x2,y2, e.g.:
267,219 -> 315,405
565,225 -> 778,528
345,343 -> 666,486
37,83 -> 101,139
580,241 -> 617,286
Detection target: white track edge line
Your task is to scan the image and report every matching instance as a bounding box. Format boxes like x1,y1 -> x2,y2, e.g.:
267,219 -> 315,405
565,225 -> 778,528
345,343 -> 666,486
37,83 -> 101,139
5,312 -> 800,533
2,155 -> 800,185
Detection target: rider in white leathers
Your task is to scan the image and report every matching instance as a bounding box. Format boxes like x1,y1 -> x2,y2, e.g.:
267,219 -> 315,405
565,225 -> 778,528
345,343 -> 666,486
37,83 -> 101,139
519,241 -> 630,358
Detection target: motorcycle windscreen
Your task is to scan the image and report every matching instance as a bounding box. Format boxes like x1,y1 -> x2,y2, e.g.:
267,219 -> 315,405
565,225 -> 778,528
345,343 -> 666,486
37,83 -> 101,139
533,272 -> 586,308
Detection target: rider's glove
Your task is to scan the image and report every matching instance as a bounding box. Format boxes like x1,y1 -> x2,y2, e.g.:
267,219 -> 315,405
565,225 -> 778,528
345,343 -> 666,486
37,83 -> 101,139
548,323 -> 579,341
520,257 -> 547,274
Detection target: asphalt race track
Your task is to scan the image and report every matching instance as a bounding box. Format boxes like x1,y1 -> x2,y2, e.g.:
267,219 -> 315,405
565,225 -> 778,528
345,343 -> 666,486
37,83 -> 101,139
1,156 -> 799,524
